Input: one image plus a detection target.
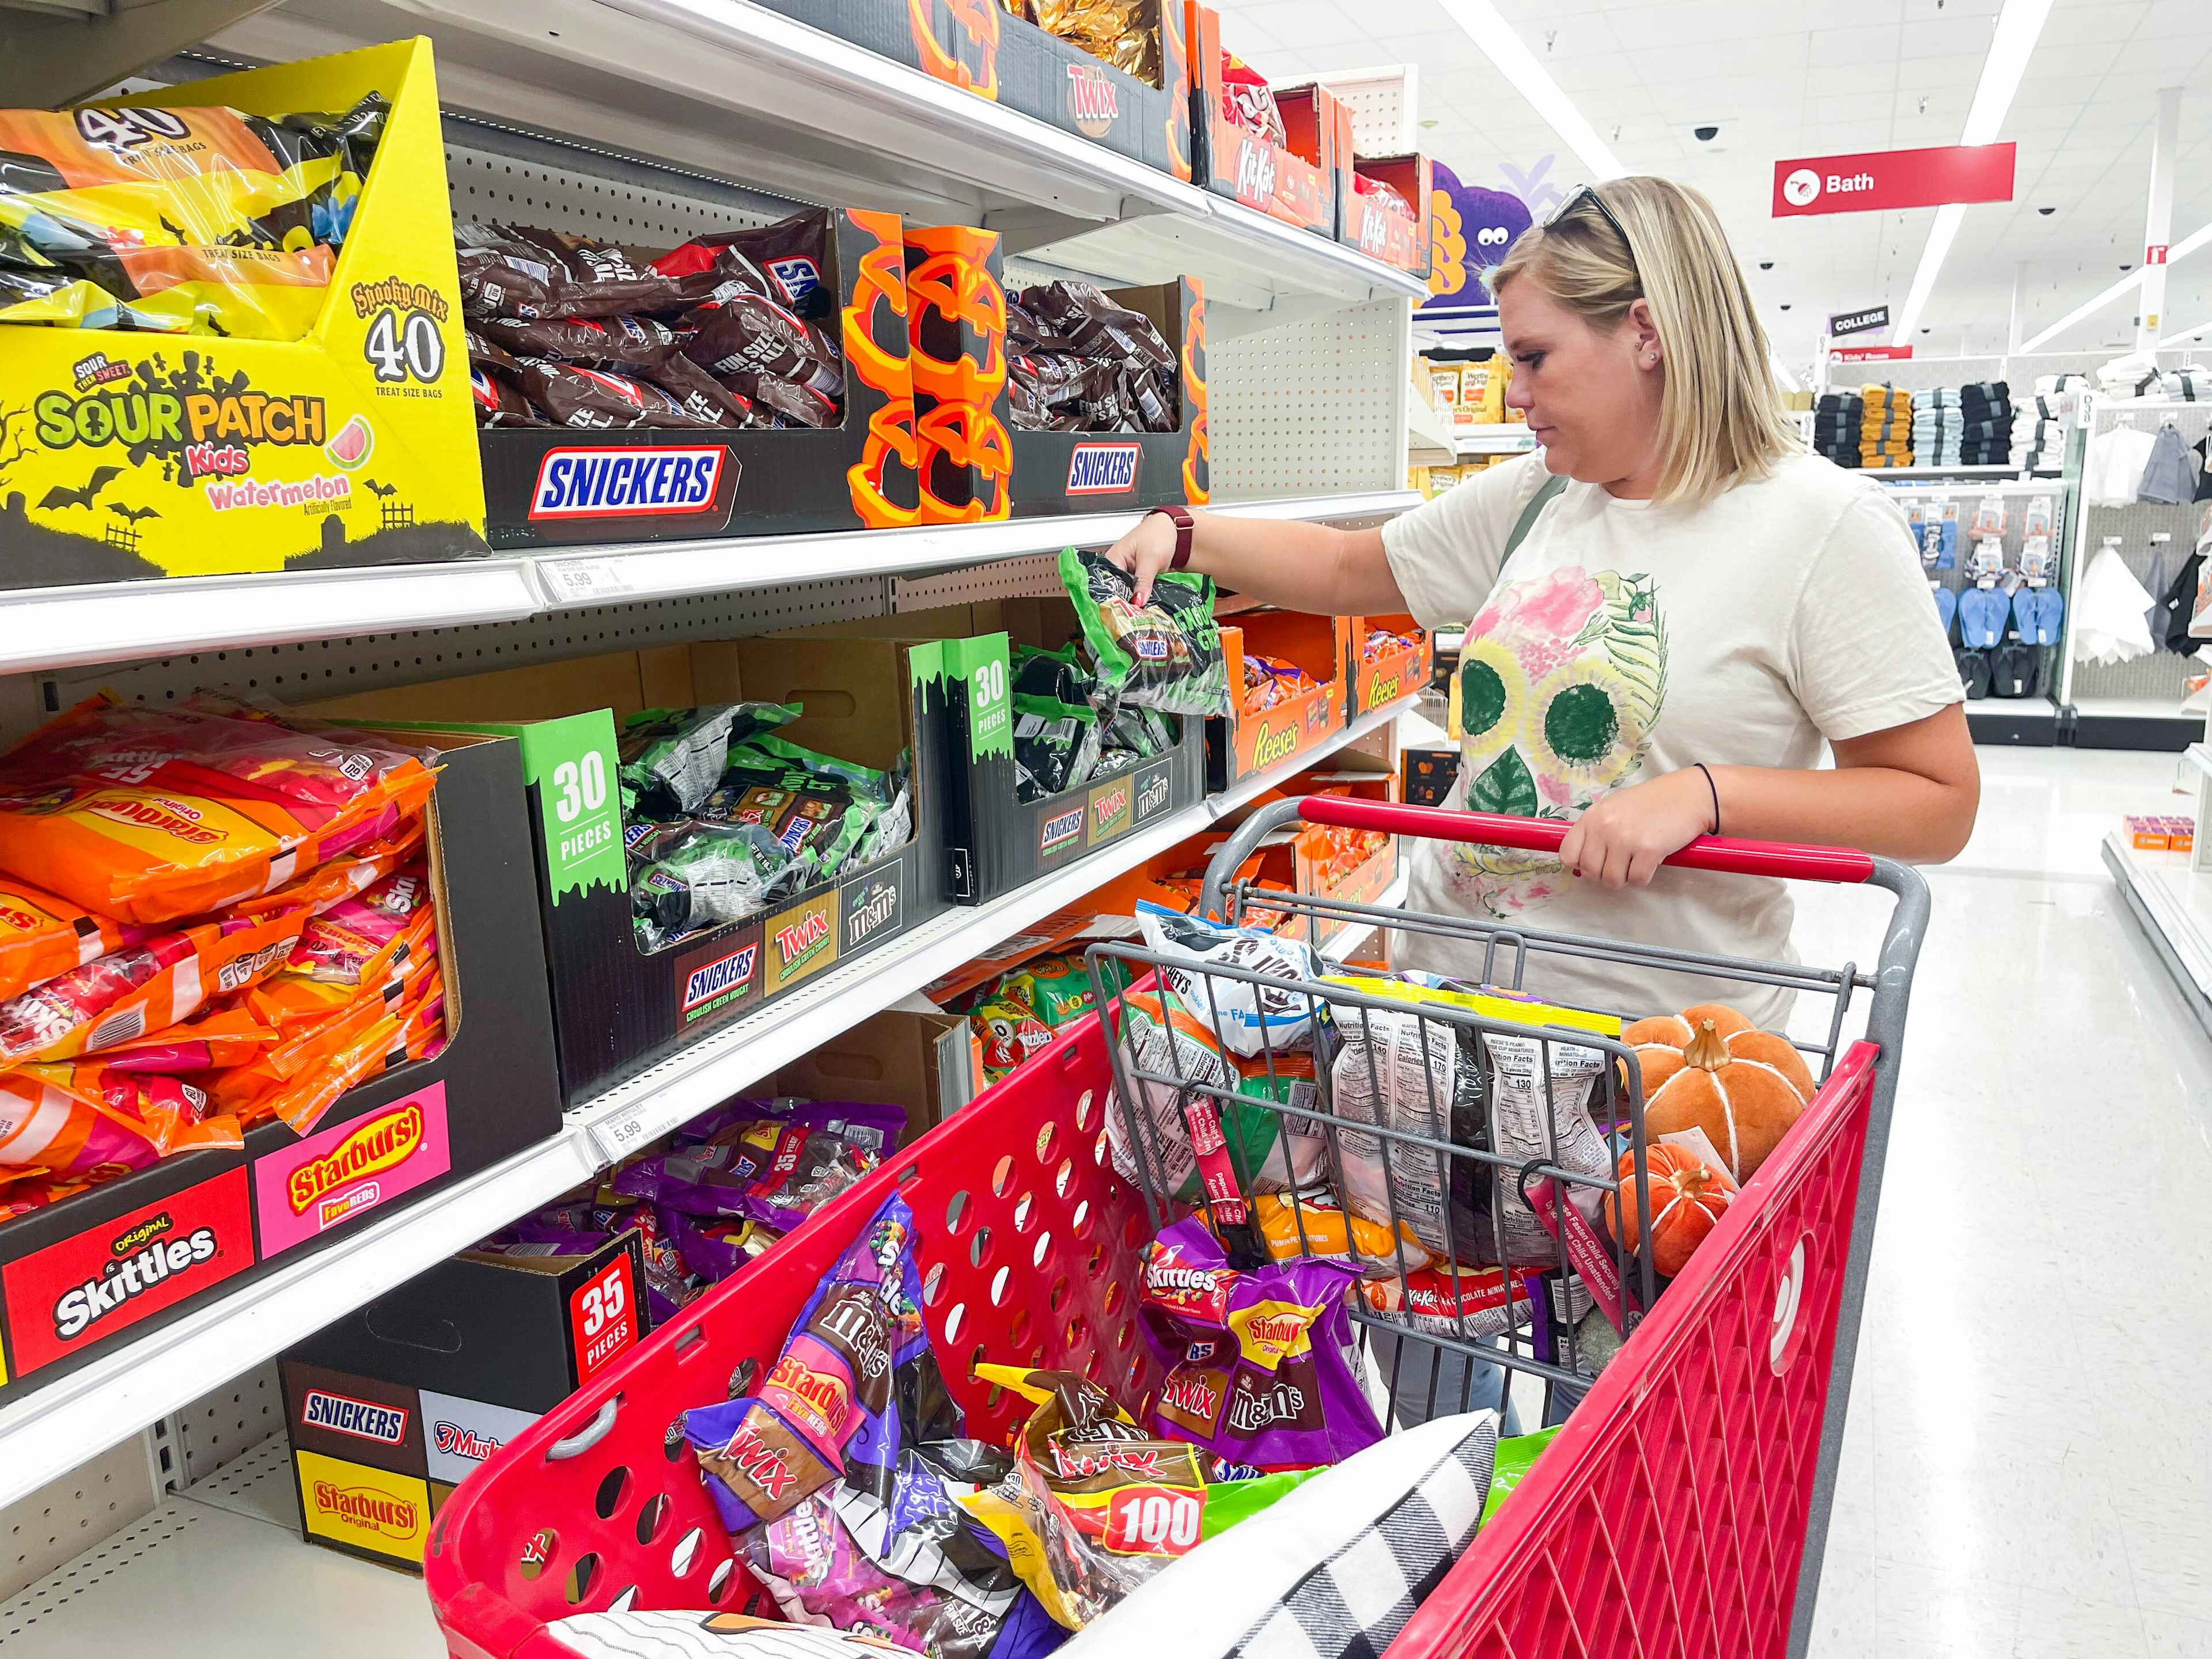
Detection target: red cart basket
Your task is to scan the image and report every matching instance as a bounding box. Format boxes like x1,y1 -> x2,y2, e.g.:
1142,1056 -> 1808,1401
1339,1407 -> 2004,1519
427,801 -> 1927,1659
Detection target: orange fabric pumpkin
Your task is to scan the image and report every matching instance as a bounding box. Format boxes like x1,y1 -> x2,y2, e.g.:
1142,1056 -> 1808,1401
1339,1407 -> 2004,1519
1607,1143 -> 1735,1277
1634,1011 -> 1812,1181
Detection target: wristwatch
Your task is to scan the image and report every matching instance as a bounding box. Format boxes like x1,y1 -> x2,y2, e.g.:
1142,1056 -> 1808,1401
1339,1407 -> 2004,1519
1147,504 -> 1196,571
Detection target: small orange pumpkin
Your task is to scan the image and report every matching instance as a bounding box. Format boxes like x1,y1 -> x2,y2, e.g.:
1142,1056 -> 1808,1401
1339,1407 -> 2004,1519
1607,1143 -> 1736,1277
1631,1007 -> 1813,1181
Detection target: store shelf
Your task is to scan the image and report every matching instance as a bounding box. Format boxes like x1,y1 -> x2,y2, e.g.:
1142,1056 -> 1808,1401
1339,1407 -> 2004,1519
217,0 -> 1429,316
1455,425 -> 1539,457
1965,695 -> 2061,747
1867,464 -> 2062,481
0,699 -> 1414,1510
2071,694 -> 2198,753
2106,829 -> 2212,1046
0,1436 -> 445,1656
1407,389 -> 1457,466
0,491 -> 1417,677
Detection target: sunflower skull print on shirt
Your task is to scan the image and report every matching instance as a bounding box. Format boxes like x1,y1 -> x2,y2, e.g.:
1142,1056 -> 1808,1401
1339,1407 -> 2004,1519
1448,564 -> 1668,916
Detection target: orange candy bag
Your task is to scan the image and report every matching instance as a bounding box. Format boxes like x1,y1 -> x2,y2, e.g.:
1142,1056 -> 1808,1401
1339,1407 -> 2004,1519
0,877 -> 138,1003
0,1062 -> 243,1181
0,694 -> 437,926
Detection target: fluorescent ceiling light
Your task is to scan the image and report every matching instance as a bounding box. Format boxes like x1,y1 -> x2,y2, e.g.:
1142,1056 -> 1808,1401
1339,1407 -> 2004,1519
1888,0 -> 2054,344
1436,0 -> 1623,181
2020,218 -> 2212,350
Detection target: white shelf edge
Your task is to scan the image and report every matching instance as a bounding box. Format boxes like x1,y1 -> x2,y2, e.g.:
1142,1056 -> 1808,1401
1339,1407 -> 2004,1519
1454,425 -> 1537,457
2105,830 -> 2212,1044
2187,743 -> 2212,783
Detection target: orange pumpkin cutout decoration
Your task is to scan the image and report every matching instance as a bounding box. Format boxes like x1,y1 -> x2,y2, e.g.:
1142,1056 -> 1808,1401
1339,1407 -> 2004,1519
1630,1005 -> 1813,1181
1607,1144 -> 1735,1278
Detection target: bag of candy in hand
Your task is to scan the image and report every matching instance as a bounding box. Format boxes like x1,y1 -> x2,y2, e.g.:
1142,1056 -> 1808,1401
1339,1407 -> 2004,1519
683,1192 -> 1062,1659
1058,548 -> 1230,719
956,1367 -> 1326,1632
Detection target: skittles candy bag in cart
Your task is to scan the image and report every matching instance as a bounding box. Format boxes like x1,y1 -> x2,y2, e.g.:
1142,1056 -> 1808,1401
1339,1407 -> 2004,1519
1138,1215 -> 1382,1470
683,1192 -> 1059,1658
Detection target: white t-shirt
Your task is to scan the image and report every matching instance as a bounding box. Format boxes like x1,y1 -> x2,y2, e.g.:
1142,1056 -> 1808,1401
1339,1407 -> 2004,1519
1382,449 -> 1961,1028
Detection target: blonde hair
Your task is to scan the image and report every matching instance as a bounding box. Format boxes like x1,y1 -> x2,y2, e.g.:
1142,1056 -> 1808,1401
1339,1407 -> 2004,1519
1493,176 -> 1798,505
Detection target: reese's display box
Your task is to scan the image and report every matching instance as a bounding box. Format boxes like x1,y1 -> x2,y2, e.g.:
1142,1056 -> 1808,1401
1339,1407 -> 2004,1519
0,39 -> 487,589
906,225 -> 1015,525
1207,609 -> 1351,791
1403,746 -> 1460,808
304,637 -> 947,1105
478,207 -> 921,546
0,734 -> 565,1405
1187,4 -> 1341,233
1012,278 -> 1210,516
930,597 -> 1206,903
1331,130 -> 1434,275
278,1229 -> 646,1571
751,0 -> 1193,177
1346,612 -> 1432,719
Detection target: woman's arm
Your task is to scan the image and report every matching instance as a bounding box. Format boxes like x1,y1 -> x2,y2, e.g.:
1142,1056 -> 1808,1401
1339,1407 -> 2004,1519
1557,704 -> 1980,888
1104,508 -> 1404,613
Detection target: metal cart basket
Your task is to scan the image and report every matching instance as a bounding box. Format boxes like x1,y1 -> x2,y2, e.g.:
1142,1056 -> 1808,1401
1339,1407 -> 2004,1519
427,799 -> 1926,1659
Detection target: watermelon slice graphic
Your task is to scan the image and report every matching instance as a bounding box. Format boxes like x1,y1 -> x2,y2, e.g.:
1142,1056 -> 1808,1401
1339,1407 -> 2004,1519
325,414 -> 374,471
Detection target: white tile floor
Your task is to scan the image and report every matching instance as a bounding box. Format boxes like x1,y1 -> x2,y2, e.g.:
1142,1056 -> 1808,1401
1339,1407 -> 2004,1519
1795,745 -> 2212,1658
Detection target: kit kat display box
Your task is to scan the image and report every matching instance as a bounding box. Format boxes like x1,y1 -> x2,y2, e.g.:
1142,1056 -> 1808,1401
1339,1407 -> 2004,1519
0,734 -> 565,1406
1186,4 -> 1342,233
1012,278 -> 1209,517
478,207 -> 920,546
0,40 -> 488,589
1334,139 -> 1435,276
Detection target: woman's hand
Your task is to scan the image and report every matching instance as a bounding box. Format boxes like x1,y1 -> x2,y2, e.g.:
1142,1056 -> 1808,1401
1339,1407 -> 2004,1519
1102,508 -> 1183,607
1556,767 -> 1715,890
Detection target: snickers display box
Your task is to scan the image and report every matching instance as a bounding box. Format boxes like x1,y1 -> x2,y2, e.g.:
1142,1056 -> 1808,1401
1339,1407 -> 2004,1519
1187,4 -> 1342,233
1207,609 -> 1352,791
308,635 -> 948,1105
279,1230 -> 646,1571
0,736 -> 565,1406
753,0 -> 1192,179
478,207 -> 922,546
1012,278 -> 1209,517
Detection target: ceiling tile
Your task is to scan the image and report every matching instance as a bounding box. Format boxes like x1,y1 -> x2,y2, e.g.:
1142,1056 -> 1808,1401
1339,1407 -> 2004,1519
1548,52 -> 1650,92
1223,1 -> 1374,48
2041,3 -> 2148,48
1810,25 -> 1908,67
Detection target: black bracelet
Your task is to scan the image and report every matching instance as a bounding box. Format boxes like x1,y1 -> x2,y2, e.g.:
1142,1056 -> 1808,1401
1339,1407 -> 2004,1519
1694,763 -> 1721,836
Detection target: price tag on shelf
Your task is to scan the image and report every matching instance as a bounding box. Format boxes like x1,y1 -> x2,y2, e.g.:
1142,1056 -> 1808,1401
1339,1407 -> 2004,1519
590,1107 -> 659,1165
544,560 -> 631,605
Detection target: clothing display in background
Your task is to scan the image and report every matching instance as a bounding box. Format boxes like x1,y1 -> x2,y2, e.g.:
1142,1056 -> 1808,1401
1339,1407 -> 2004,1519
1814,390 -> 1862,469
2139,422 -> 2196,505
2014,375 -> 2086,472
2194,434 -> 2212,502
2083,422 -> 2160,506
1859,383 -> 1913,469
1910,382 -> 2012,469
2073,545 -> 2156,665
2157,551 -> 2207,653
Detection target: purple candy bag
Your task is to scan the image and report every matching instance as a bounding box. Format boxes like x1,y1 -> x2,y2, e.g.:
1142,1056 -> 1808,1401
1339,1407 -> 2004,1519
611,1097 -> 904,1230
1138,1215 -> 1384,1469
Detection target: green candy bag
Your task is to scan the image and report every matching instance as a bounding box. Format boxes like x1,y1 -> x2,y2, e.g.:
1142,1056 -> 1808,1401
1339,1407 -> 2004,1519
1058,546 -> 1230,718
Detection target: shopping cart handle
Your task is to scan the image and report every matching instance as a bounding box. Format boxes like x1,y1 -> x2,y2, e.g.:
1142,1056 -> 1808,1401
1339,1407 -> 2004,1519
1295,796 -> 1877,884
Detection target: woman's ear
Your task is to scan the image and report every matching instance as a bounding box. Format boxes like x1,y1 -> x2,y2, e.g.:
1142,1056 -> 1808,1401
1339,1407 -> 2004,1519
1628,298 -> 1663,370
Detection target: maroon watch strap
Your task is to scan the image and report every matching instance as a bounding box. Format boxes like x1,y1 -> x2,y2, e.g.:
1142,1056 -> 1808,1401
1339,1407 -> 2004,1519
1152,505 -> 1196,571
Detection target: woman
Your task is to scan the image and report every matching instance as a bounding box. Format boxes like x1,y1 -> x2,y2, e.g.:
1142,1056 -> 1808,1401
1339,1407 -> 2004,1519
1111,176 -> 1978,1428
1110,176 -> 1977,1026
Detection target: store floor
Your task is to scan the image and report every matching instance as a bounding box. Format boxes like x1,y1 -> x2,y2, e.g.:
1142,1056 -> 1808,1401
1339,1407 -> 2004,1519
1790,746 -> 2211,1657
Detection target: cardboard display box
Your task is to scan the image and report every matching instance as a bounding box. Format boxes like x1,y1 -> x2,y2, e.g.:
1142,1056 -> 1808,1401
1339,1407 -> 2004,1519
1333,135 -> 1434,276
1012,278 -> 1210,516
1346,612 -> 1432,720
478,208 -> 920,547
0,40 -> 487,589
1207,609 -> 1351,792
773,1007 -> 977,1138
1186,4 -> 1340,232
1403,745 -> 1460,808
0,735 -> 565,1404
931,601 -> 1207,904
279,1229 -> 647,1572
308,636 -> 947,1105
905,225 -> 1014,524
752,0 -> 1192,179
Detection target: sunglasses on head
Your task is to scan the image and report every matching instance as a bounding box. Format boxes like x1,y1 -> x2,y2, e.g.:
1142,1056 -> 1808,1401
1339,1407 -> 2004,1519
1544,184 -> 1639,283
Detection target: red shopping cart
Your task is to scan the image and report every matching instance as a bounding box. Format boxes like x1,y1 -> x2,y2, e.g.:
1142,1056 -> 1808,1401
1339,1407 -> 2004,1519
427,800 -> 1926,1659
